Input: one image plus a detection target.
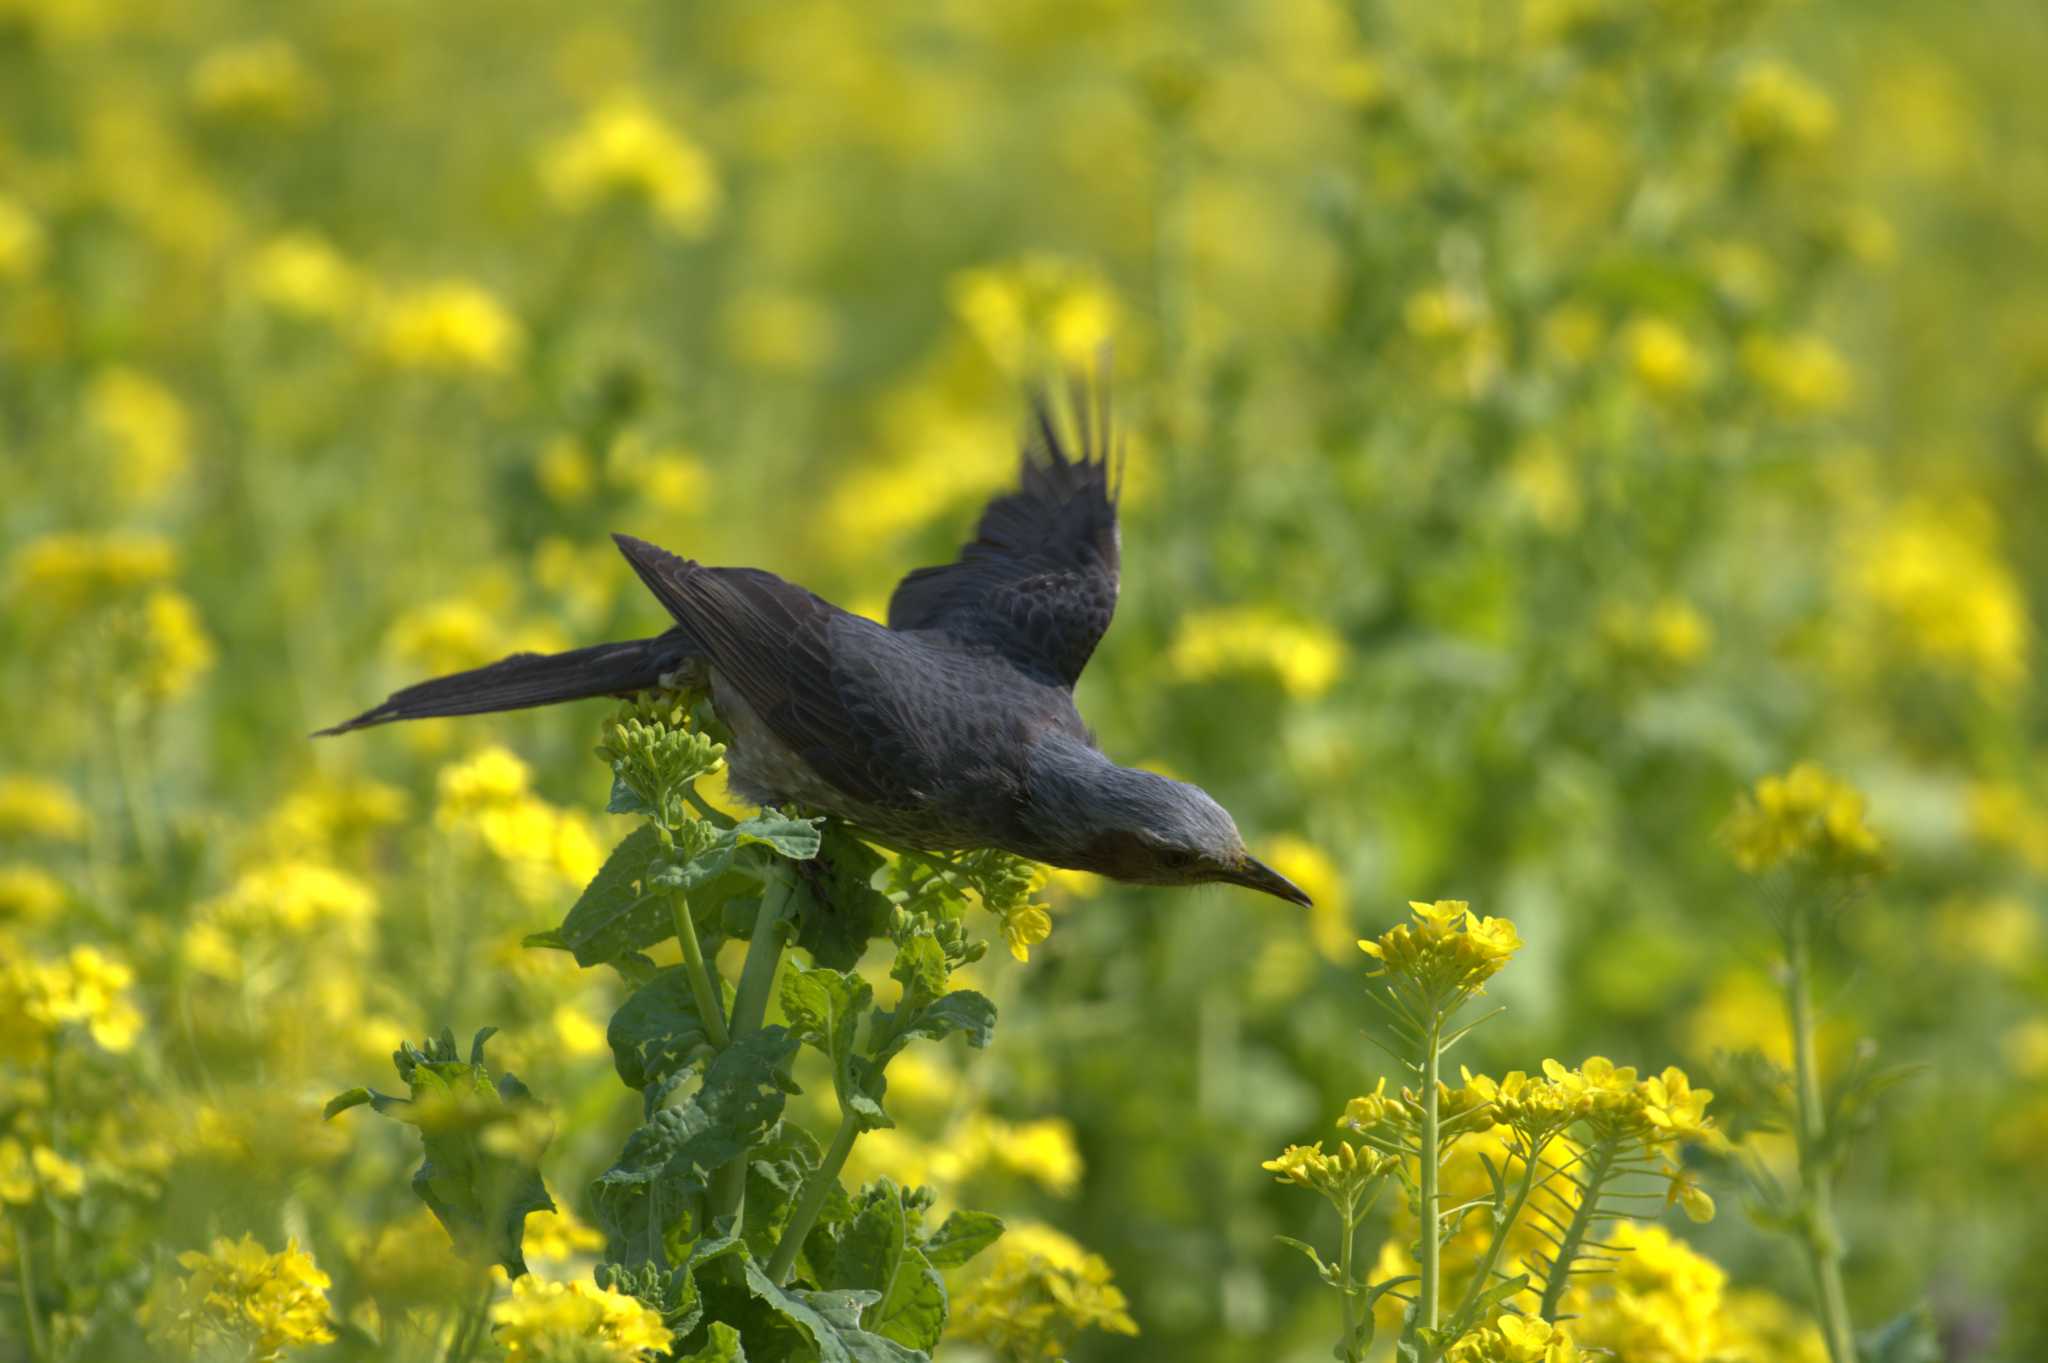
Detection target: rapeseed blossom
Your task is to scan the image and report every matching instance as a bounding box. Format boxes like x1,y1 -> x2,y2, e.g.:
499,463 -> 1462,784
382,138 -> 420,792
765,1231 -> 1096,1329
377,281 -> 524,374
948,1220 -> 1139,1361
140,1235 -> 336,1361
489,1274 -> 672,1360
1167,606 -> 1345,698
9,531 -> 176,609
1359,899 -> 1521,1007
1723,763 -> 1884,875
85,367 -> 191,501
540,96 -> 721,235
0,775 -> 89,842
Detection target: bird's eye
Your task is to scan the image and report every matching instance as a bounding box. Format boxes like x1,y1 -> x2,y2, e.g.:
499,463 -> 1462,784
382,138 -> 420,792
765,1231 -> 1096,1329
1158,848 -> 1196,870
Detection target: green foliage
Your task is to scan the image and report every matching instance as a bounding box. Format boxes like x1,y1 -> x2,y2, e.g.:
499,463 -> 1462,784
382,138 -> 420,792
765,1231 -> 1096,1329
325,1028 -> 554,1278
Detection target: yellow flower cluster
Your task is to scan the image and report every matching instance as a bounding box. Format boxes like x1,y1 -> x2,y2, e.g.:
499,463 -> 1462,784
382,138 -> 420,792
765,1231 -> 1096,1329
1460,1069 -> 1585,1145
140,1234 -> 336,1362
86,366 -> 192,503
947,1221 -> 1139,1361
1598,597 -> 1713,671
540,96 -> 722,236
185,859 -> 379,978
0,1139 -> 87,1203
488,1274 -> 673,1361
1449,1314 -> 1581,1363
246,231 -> 362,323
0,865 -> 65,925
9,531 -> 177,609
0,774 -> 89,842
1847,498 -> 2029,692
1359,900 -> 1522,1007
0,194 -> 47,279
950,254 -> 1118,372
377,280 -> 525,375
1261,1138 -> 1392,1198
435,746 -> 605,902
189,38 -> 324,123
1166,606 -> 1346,699
1722,762 -> 1884,875
0,943 -> 143,1060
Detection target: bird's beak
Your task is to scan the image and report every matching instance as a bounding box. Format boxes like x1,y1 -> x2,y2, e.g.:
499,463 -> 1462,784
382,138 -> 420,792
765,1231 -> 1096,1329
1228,855 -> 1314,908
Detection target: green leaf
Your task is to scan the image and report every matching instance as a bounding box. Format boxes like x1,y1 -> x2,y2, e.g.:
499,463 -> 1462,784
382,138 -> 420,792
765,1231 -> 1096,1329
794,825 -> 893,971
650,847 -> 737,895
888,931 -> 949,1008
739,1260 -> 926,1363
781,962 -> 872,1066
608,966 -> 727,1094
919,1210 -> 1002,1269
608,773 -> 655,817
592,1029 -> 800,1269
742,1120 -> 824,1262
521,929 -> 570,952
729,813 -> 825,860
1276,1235 -> 1337,1286
323,1088 -> 373,1120
827,1184 -> 947,1351
558,824 -> 668,966
1861,1306 -> 1941,1363
678,1322 -> 747,1363
870,990 -> 997,1068
348,1031 -> 554,1277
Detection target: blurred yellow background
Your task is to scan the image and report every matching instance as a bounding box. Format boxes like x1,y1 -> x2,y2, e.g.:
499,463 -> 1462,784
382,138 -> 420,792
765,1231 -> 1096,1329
3,0 -> 2046,1358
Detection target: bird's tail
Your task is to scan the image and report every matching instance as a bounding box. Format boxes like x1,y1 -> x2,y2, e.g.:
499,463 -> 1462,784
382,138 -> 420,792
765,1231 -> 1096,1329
314,629 -> 702,736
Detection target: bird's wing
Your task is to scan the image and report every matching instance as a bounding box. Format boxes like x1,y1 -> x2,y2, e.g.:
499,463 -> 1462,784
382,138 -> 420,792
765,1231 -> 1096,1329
612,534 -> 935,810
886,380 -> 1121,689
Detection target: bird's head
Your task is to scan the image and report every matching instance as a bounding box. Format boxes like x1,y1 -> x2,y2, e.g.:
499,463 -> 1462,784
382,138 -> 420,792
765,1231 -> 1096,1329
1028,743 -> 1312,906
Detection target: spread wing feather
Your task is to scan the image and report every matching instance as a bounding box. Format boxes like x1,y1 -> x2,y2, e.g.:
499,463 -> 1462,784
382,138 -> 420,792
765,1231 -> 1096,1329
886,379 -> 1121,688
611,534 -> 936,809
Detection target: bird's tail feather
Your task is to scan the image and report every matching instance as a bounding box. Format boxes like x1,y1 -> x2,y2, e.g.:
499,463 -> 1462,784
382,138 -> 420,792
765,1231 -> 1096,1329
314,630 -> 701,736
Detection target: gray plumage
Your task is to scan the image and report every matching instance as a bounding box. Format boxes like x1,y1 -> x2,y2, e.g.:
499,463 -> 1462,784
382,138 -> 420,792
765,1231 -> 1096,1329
320,384 -> 1310,907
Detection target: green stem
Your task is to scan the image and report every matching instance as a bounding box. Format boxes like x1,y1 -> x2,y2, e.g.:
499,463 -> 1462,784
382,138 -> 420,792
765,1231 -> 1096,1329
671,891 -> 731,1050
768,1106 -> 861,1285
1787,909 -> 1858,1363
9,1213 -> 45,1363
1416,1018 -> 1443,1341
1450,1143 -> 1542,1329
444,1275 -> 495,1363
1337,1192 -> 1361,1363
1538,1138 -> 1616,1322
708,870 -> 798,1223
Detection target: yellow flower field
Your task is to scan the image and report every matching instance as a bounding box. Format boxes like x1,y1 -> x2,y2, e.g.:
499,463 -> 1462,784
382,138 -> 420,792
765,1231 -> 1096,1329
3,0 -> 2046,1360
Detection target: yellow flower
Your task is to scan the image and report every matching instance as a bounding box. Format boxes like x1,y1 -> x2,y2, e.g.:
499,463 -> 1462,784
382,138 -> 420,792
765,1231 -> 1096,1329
201,859 -> 378,936
537,436 -> 598,506
0,775 -> 89,842
1000,902 -> 1053,963
1338,1078 -> 1414,1138
540,96 -> 721,236
1259,835 -> 1350,960
1450,1314 -> 1582,1363
522,1198 -> 608,1266
1167,606 -> 1345,698
0,195 -> 47,280
247,232 -> 362,322
1601,597 -> 1713,671
1733,61 -> 1837,154
948,1221 -> 1138,1359
1639,1067 -> 1716,1145
1722,762 -> 1884,876
31,1145 -> 86,1198
607,433 -> 712,512
9,531 -> 176,610
1461,1068 -> 1585,1143
387,597 -> 503,676
378,281 -> 524,375
490,1275 -> 673,1360
2,944 -> 144,1057
86,368 -> 191,503
190,39 -> 324,123
950,254 -> 1118,372
133,588 -> 217,700
0,865 -> 66,924
1359,900 -> 1520,1006
1741,333 -> 1851,414
1622,317 -> 1704,397
1846,498 -> 2028,692
142,1234 -> 336,1362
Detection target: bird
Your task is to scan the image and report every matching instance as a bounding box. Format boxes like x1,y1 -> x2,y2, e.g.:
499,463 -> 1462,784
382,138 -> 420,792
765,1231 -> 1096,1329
319,380 -> 1312,907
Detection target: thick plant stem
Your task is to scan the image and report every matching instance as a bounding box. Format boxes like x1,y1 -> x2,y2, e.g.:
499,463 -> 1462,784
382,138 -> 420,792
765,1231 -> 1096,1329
729,872 -> 795,1039
768,1107 -> 861,1285
708,871 -> 798,1223
671,892 -> 731,1050
1416,1019 -> 1443,1339
1787,910 -> 1858,1363
1337,1194 -> 1361,1363
1539,1138 -> 1616,1321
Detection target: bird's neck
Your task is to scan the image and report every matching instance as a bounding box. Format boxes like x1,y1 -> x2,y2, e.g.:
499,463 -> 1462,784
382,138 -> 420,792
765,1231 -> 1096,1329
1015,735 -> 1161,865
